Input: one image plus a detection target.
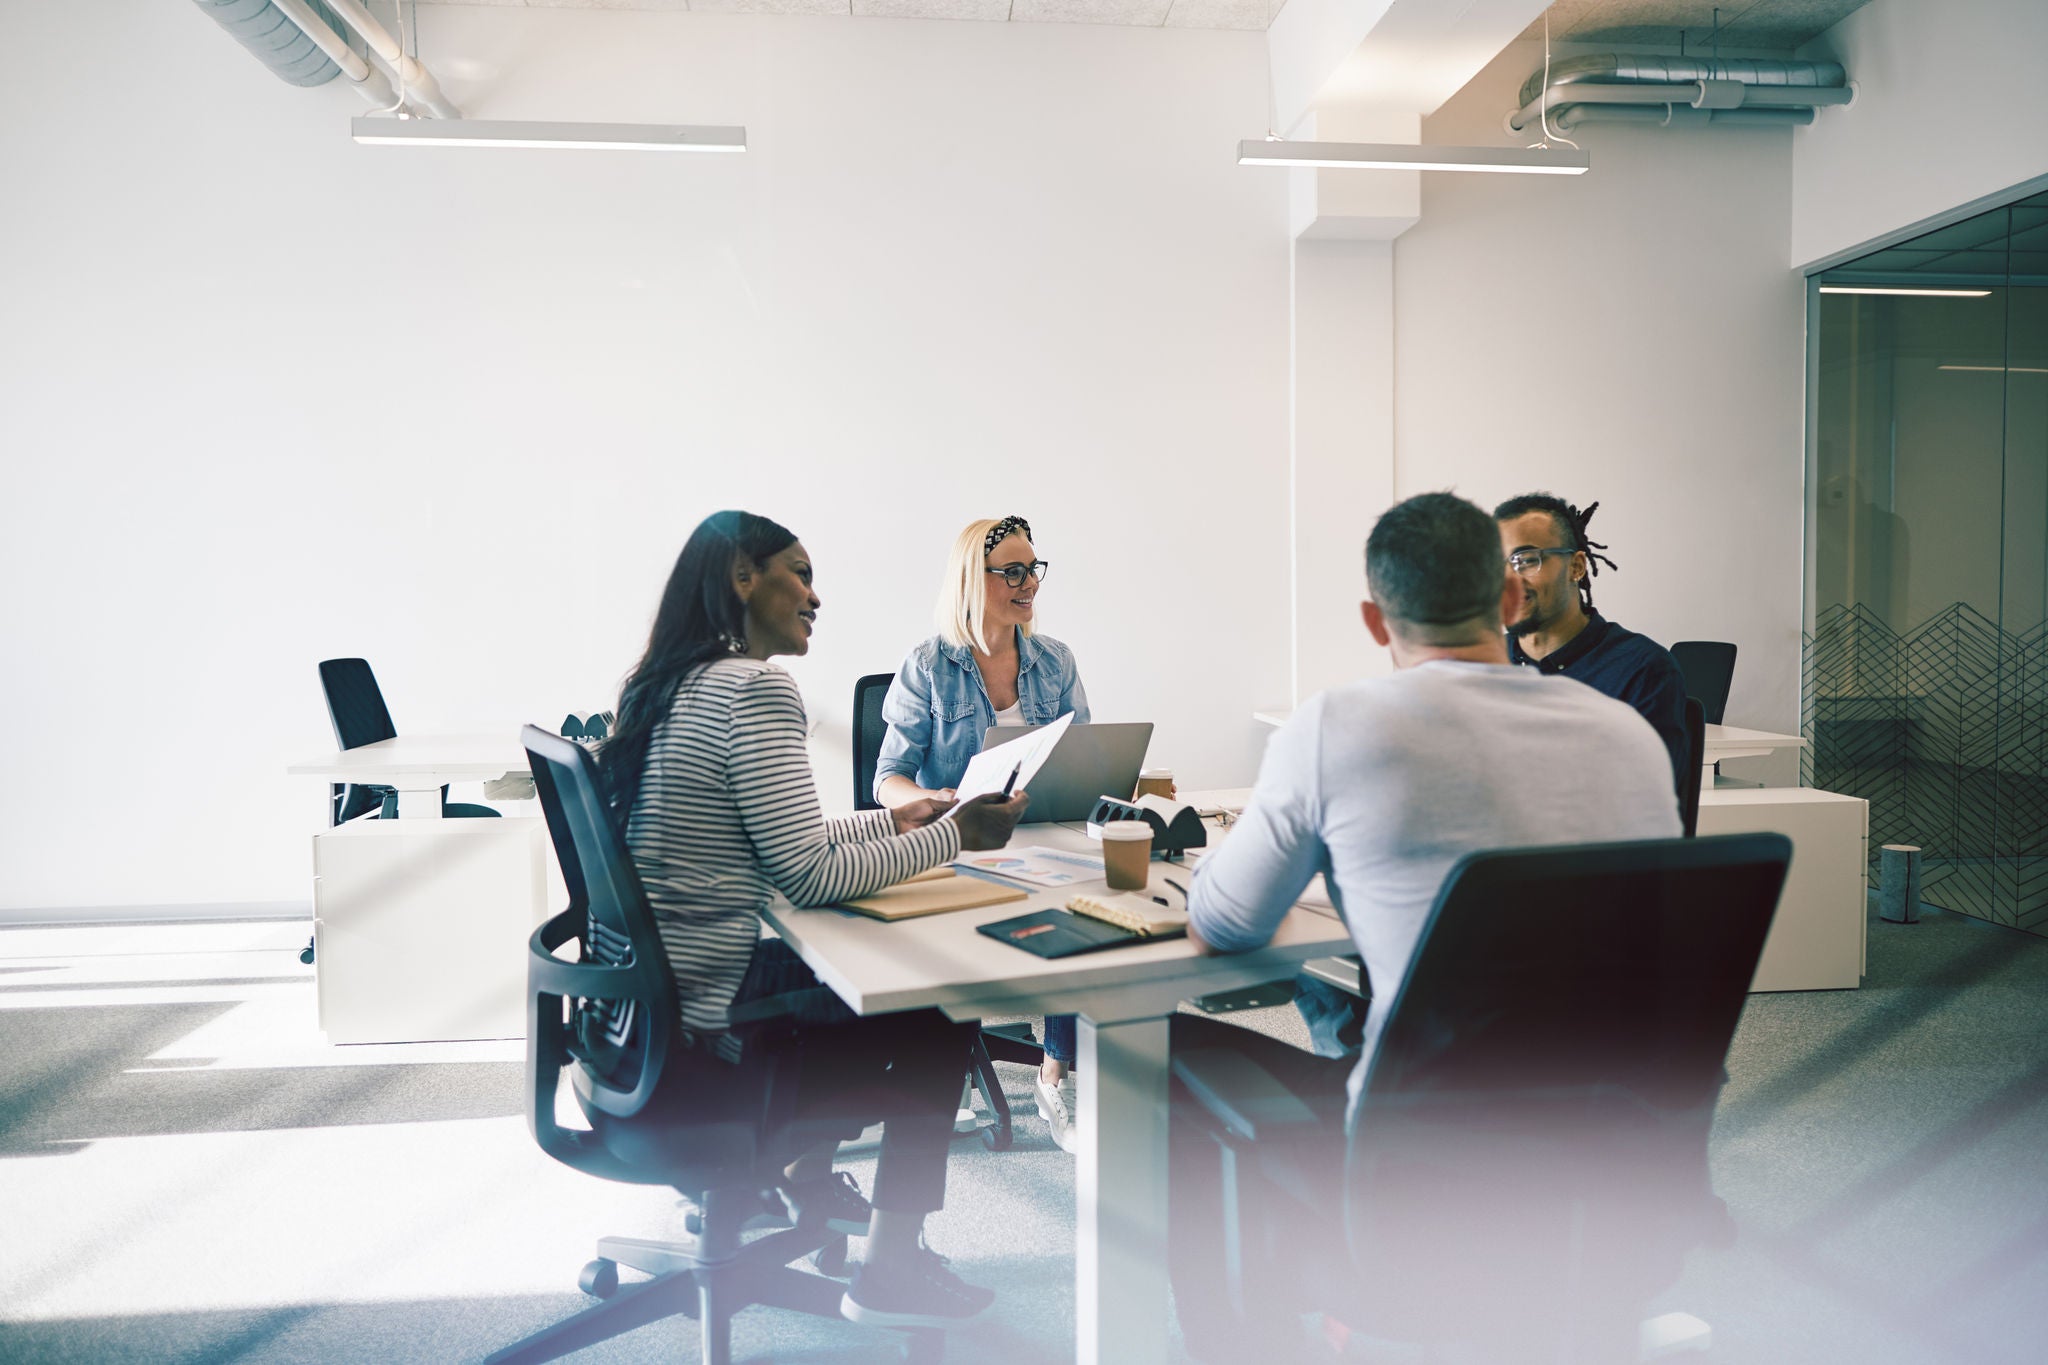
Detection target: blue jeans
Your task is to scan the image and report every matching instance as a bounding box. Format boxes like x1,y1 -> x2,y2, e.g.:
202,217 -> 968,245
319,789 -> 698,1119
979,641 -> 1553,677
1044,1013 -> 1077,1065
1292,970 -> 1367,1060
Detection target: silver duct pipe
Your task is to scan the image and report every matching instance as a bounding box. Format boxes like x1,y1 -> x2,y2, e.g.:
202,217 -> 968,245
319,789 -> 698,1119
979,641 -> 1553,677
271,0 -> 398,108
1508,54 -> 1850,134
191,0 -> 340,87
1551,105 -> 1817,132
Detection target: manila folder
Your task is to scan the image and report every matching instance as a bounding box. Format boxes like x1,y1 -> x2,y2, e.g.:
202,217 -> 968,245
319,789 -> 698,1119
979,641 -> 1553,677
842,873 -> 1028,921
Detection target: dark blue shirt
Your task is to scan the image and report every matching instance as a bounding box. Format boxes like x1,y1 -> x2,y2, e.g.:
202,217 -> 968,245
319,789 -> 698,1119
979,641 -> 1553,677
1506,612 -> 1689,794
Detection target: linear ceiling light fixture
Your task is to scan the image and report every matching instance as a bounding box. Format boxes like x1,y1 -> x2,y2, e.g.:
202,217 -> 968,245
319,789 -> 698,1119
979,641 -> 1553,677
351,117 -> 746,153
1236,140 -> 1589,175
1817,285 -> 1989,297
1938,365 -> 2048,374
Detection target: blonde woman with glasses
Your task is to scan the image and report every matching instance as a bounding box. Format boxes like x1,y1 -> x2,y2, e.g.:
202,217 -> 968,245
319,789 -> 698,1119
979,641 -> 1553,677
874,515 -> 1091,1152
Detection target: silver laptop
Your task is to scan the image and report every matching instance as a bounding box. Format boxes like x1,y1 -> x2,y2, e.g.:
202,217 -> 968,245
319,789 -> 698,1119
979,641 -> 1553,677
981,721 -> 1154,824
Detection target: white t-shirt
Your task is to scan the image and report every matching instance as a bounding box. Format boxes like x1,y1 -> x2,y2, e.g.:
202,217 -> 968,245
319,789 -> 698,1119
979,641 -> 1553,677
1188,660 -> 1682,1106
991,700 -> 1023,727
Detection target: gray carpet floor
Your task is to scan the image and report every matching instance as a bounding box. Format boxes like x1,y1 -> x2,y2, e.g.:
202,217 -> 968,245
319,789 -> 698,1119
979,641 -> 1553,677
0,903 -> 2043,1364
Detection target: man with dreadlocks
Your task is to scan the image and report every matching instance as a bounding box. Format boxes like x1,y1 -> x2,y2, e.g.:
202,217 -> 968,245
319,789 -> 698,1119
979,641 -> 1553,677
1494,493 -> 1690,795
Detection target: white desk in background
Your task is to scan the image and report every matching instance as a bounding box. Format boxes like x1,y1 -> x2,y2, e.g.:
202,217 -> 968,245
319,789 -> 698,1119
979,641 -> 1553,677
761,815 -> 1349,1365
286,734 -> 550,1044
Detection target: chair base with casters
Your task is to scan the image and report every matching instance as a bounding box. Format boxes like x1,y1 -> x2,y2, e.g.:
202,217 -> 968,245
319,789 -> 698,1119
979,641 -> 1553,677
484,1186 -> 943,1365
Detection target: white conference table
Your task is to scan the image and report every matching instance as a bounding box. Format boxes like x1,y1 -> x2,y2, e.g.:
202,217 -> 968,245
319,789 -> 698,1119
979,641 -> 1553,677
287,733 -> 550,1043
1701,722 -> 1806,767
286,733 -> 532,818
760,811 -> 1349,1365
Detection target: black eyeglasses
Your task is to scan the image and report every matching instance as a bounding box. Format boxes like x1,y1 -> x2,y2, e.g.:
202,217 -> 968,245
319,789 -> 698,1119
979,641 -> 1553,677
986,561 -> 1050,589
1507,547 -> 1576,575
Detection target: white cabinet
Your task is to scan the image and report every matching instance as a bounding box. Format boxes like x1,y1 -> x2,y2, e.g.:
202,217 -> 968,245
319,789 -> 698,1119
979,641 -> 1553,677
1698,786 -> 1868,992
311,816 -> 549,1044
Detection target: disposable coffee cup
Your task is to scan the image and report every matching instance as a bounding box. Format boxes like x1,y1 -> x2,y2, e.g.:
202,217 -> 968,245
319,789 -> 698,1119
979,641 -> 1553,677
1100,820 -> 1153,891
1135,768 -> 1176,801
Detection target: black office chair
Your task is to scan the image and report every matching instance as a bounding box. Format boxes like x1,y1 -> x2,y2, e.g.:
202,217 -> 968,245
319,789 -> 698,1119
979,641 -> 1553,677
852,672 -> 1044,1151
1681,696 -> 1706,838
1171,833 -> 1791,1363
485,725 -> 942,1365
853,673 -> 893,812
302,658 -> 500,965
1670,641 -> 1737,726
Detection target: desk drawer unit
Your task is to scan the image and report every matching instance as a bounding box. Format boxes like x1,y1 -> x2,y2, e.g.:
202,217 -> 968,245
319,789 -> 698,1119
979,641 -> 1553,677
1698,787 -> 1868,992
311,817 -> 548,1044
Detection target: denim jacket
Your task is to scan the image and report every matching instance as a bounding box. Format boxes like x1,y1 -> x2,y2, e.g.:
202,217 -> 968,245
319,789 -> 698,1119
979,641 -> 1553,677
874,630 -> 1090,799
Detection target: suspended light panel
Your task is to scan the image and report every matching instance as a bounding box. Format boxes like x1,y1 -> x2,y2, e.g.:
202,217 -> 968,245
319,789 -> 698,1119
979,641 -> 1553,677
1818,286 -> 1989,297
352,117 -> 746,153
1236,140 -> 1589,175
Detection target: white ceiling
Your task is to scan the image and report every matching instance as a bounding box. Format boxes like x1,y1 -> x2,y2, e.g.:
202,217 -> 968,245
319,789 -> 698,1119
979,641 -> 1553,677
1518,0 -> 1876,51
414,0 -> 1289,33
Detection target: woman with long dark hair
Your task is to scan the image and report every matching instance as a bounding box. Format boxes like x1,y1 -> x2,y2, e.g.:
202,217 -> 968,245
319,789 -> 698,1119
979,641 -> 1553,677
605,510 -> 1028,1329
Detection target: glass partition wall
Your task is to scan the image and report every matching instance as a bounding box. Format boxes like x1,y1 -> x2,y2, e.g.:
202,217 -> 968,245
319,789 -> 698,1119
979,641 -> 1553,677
1806,190 -> 2048,934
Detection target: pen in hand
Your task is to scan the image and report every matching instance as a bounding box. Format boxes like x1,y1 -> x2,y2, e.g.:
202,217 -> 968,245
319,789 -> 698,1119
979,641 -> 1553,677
999,761 -> 1023,799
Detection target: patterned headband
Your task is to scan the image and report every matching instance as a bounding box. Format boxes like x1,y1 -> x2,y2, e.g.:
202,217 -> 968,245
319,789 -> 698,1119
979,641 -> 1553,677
983,515 -> 1033,557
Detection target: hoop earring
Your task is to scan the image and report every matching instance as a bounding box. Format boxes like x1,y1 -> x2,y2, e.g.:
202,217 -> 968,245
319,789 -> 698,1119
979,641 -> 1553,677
722,631 -> 749,656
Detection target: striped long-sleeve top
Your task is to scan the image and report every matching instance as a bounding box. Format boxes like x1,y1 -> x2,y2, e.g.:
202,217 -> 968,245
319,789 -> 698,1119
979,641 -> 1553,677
622,657 -> 961,1045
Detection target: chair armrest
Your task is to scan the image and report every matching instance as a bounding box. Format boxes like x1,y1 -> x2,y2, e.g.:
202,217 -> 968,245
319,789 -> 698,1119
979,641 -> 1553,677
1173,1047 -> 1323,1143
527,910 -> 659,1002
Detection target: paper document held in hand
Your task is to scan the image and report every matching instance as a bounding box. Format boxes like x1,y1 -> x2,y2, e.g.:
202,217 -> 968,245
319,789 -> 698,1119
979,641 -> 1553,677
942,712 -> 1076,819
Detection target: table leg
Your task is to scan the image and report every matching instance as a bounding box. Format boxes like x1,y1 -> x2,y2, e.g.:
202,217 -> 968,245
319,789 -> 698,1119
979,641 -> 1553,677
1076,1012 -> 1171,1365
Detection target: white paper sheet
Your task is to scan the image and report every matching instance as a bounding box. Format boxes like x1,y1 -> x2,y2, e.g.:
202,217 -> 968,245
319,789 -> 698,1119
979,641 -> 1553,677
955,844 -> 1105,888
942,712 -> 1076,819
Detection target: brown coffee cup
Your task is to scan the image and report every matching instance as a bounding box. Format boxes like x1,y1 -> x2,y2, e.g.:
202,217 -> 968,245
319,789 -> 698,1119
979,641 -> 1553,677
1100,820 -> 1153,891
1134,768 -> 1176,801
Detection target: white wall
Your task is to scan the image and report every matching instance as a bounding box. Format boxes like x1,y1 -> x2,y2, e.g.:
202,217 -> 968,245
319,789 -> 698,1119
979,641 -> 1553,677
1792,0 -> 2048,268
1391,40 -> 1808,734
0,4 -> 1287,912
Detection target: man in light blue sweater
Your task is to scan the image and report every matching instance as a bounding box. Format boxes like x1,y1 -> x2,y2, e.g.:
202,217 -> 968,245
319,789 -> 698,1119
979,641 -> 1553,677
1169,492 -> 1681,1350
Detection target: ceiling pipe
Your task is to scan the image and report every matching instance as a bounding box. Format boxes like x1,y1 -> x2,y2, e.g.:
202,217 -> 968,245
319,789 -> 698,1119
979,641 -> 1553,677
322,0 -> 461,120
269,0 -> 398,109
190,0 -> 341,87
1550,104 -> 1816,132
1507,54 -> 1851,136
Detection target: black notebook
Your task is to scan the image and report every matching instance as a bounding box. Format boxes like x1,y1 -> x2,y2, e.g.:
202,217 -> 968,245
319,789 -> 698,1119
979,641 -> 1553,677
978,907 -> 1186,959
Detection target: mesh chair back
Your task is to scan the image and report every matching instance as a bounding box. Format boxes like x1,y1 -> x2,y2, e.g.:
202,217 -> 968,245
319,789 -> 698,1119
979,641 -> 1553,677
1670,641 -> 1737,725
1343,833 -> 1789,1342
319,657 -> 399,748
522,725 -> 678,1123
852,673 -> 894,811
1680,697 -> 1706,838
320,657 -> 399,824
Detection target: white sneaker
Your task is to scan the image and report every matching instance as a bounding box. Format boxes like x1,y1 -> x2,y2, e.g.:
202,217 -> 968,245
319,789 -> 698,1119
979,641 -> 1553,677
1034,1072 -> 1079,1154
955,1078 -> 980,1134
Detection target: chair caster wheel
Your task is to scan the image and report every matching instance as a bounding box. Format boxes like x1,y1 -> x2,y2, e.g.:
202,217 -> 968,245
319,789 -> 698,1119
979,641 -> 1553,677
902,1329 -> 945,1363
578,1258 -> 618,1299
979,1123 -> 1012,1152
299,946 -> 315,966
813,1236 -> 850,1277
